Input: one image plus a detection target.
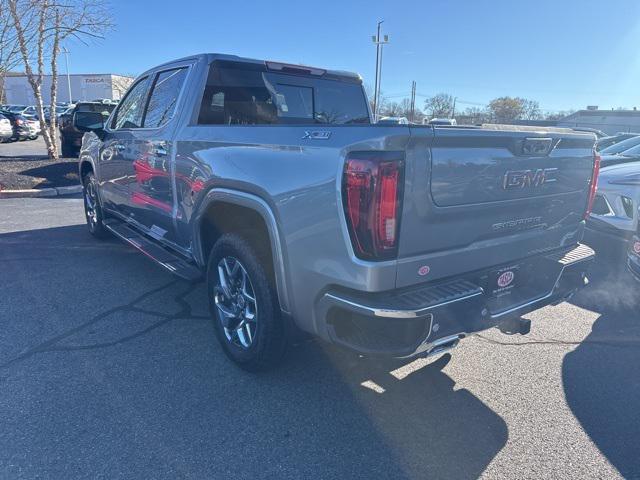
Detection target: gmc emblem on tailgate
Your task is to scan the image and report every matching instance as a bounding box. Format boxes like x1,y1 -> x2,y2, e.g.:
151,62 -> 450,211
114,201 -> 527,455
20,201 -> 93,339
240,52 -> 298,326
502,168 -> 558,190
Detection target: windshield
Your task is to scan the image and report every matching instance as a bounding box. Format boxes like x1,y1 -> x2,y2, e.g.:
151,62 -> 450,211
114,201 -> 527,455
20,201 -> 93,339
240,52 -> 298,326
600,135 -> 640,154
615,142 -> 640,156
8,105 -> 27,113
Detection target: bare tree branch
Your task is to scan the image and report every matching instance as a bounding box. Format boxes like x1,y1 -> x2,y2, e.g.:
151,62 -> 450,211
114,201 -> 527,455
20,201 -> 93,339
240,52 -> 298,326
6,0 -> 113,159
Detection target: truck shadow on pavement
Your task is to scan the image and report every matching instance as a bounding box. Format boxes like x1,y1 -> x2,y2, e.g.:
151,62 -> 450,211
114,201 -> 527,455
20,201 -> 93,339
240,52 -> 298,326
0,224 -> 507,479
564,256 -> 640,479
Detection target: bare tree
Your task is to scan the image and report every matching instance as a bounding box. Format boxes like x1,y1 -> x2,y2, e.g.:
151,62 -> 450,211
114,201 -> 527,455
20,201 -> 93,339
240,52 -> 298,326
522,99 -> 542,120
379,97 -> 425,123
544,109 -> 575,121
456,106 -> 490,125
0,0 -> 22,102
111,74 -> 134,100
364,83 -> 389,118
424,93 -> 455,119
8,0 -> 113,159
382,100 -> 403,117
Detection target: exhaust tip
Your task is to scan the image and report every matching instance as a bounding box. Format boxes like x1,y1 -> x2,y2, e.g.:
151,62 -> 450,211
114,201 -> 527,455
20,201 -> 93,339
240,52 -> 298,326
427,334 -> 463,356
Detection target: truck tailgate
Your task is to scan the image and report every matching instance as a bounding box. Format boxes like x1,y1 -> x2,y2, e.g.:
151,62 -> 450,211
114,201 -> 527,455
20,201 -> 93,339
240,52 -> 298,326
397,126 -> 596,288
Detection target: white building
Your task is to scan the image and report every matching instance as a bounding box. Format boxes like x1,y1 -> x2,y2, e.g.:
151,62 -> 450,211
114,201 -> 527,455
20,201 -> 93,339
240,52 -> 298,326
558,109 -> 640,136
2,73 -> 133,105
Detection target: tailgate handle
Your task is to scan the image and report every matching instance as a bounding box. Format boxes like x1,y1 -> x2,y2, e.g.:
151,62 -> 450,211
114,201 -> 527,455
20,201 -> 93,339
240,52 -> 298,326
522,137 -> 553,156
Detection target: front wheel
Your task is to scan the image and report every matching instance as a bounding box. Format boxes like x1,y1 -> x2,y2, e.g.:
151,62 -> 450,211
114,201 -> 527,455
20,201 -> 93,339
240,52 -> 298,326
207,233 -> 288,371
82,172 -> 109,239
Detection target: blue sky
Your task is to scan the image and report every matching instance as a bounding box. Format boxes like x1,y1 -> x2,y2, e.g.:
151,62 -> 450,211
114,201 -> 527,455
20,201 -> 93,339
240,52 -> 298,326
66,0 -> 640,113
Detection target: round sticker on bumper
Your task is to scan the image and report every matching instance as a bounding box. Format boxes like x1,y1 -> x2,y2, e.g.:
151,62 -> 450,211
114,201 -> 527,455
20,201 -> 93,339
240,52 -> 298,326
418,265 -> 431,276
497,271 -> 515,288
633,241 -> 640,255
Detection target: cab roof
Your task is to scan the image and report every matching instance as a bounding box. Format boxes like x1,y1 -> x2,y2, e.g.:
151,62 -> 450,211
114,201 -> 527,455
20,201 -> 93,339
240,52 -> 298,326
143,53 -> 362,83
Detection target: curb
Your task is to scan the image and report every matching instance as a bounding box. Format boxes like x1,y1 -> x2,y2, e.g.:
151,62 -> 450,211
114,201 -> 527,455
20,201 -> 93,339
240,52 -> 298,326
0,184 -> 82,199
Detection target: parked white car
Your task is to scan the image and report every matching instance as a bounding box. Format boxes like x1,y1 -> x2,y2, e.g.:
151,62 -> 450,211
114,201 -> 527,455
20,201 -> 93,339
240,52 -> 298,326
426,117 -> 457,126
25,118 -> 40,140
377,116 -> 409,125
0,113 -> 13,142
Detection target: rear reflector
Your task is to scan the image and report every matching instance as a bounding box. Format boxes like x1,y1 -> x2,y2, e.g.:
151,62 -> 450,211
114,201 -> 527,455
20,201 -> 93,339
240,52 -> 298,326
343,152 -> 404,259
584,152 -> 601,220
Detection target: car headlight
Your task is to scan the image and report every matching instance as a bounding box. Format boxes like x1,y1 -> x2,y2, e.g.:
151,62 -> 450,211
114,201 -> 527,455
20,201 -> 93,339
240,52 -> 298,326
609,173 -> 640,185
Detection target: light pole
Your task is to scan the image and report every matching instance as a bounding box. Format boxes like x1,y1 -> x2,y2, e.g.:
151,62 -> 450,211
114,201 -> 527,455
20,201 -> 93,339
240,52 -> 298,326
371,21 -> 389,122
61,47 -> 72,103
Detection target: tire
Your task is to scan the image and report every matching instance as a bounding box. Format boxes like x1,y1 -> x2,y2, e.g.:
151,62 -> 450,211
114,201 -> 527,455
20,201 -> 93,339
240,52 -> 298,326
82,172 -> 109,239
207,233 -> 288,371
61,139 -> 77,158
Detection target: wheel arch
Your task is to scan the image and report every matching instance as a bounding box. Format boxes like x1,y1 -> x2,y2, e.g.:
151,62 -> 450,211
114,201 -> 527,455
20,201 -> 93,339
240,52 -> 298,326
79,157 -> 96,180
194,188 -> 291,314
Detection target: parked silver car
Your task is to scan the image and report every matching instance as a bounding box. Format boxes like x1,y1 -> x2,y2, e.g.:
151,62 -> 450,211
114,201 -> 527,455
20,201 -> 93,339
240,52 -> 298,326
628,210 -> 640,281
588,161 -> 640,244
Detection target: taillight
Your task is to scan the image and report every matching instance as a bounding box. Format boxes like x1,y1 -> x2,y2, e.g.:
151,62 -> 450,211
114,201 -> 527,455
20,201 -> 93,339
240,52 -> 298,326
15,118 -> 23,125
343,152 -> 404,259
584,152 -> 601,220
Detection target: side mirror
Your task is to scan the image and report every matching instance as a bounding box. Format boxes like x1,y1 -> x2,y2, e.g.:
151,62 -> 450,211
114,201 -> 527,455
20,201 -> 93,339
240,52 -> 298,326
73,111 -> 105,133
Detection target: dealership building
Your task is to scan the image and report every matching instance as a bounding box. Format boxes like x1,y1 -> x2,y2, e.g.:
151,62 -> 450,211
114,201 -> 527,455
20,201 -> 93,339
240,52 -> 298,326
1,73 -> 134,105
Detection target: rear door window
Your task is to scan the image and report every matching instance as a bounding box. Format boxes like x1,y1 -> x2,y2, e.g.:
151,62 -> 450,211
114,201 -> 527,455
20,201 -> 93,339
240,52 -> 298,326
198,63 -> 370,125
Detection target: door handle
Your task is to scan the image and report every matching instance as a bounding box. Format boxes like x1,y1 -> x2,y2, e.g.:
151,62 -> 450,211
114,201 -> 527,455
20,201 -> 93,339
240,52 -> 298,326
153,143 -> 168,157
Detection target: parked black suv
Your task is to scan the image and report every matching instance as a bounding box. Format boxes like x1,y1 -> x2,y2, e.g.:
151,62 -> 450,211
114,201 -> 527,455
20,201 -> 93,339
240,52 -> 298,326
59,102 -> 116,157
0,110 -> 32,142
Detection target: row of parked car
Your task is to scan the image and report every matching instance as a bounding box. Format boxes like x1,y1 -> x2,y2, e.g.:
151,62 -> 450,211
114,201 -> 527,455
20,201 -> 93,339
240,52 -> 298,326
0,109 -> 42,143
586,132 -> 640,280
0,102 -> 75,143
0,100 -> 118,149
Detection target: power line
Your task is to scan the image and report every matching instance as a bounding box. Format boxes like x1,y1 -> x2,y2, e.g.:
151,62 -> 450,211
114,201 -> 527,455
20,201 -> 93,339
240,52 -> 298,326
382,91 -> 576,114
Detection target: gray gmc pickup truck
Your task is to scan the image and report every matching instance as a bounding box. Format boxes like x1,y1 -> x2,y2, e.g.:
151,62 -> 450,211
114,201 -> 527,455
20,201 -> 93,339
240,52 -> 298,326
74,53 -> 599,371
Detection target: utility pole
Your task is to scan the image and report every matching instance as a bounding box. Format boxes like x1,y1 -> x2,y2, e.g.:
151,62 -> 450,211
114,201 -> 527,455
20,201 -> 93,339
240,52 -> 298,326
451,96 -> 457,119
409,81 -> 416,123
371,21 -> 389,122
61,47 -> 72,103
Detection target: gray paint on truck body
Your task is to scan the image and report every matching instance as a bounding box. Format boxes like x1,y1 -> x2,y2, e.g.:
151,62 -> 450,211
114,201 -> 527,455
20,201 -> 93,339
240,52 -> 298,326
79,53 -> 597,353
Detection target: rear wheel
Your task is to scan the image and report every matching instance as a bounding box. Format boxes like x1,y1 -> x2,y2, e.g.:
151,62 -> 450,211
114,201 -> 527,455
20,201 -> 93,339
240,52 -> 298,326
207,233 -> 287,371
82,172 -> 109,239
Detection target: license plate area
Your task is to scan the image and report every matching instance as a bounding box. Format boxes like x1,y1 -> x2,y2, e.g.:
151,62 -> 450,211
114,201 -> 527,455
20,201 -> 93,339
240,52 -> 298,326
489,264 -> 522,299
480,258 -> 561,314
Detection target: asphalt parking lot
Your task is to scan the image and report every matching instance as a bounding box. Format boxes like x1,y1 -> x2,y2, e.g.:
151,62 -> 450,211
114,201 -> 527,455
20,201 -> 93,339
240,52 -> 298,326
0,137 -> 51,158
0,197 -> 638,479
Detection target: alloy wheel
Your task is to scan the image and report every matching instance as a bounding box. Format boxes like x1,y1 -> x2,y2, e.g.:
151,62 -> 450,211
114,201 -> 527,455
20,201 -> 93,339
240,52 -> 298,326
213,256 -> 258,349
84,179 -> 98,228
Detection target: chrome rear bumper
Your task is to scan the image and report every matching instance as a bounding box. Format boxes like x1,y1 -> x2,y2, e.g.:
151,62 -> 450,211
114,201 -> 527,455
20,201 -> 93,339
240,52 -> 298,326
318,244 -> 595,357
